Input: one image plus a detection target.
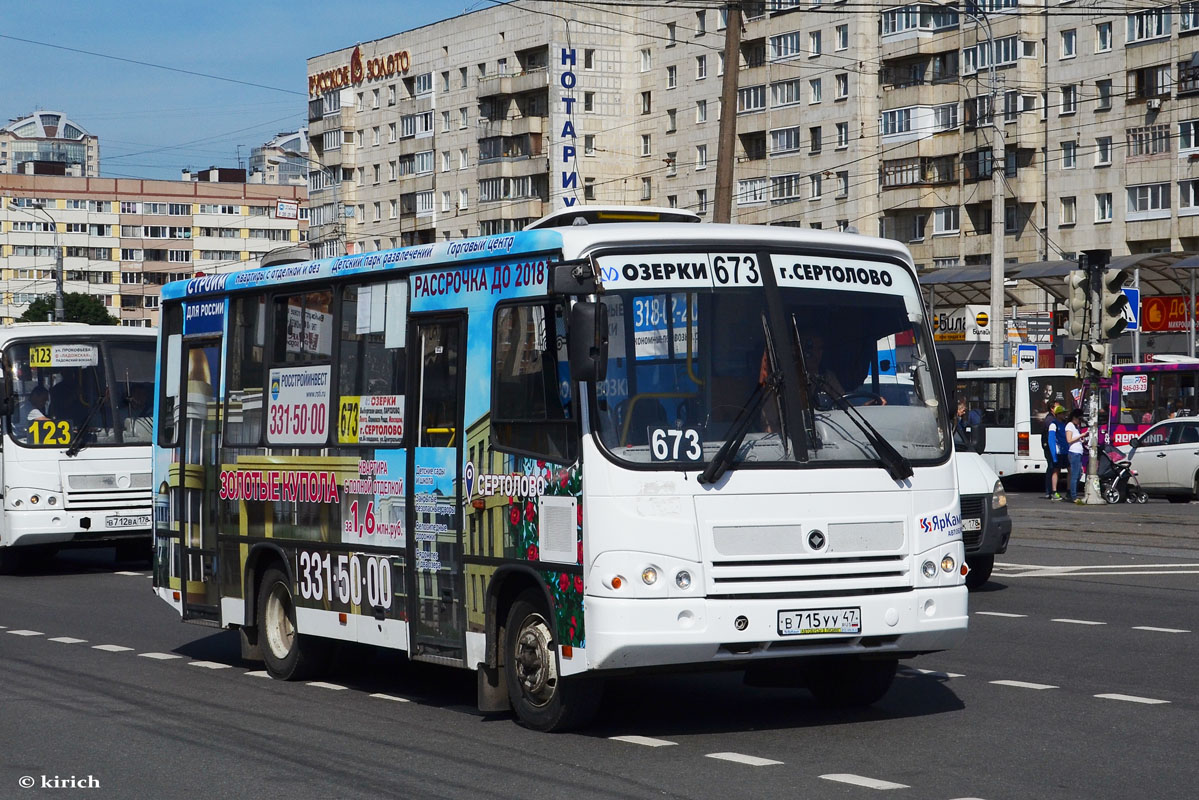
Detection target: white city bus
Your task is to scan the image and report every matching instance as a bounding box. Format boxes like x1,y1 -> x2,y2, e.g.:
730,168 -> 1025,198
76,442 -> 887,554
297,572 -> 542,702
0,324 -> 158,571
956,368 -> 1082,478
152,223 -> 967,730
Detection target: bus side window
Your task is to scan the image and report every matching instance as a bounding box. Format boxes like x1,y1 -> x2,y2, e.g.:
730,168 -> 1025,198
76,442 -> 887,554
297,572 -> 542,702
336,282 -> 407,446
158,303 -> 183,447
492,302 -> 577,463
224,294 -> 266,446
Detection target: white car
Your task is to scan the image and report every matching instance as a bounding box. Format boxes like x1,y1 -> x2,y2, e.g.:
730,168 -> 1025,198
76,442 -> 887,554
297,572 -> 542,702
1127,416 -> 1199,502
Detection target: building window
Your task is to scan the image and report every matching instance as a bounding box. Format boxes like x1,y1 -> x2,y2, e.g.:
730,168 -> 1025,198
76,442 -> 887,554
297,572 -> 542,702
808,31 -> 822,57
640,48 -> 652,71
771,79 -> 801,107
808,78 -> 822,103
1062,141 -> 1077,168
459,189 -> 469,210
1060,85 -> 1077,115
696,99 -> 708,123
809,174 -> 822,199
836,171 -> 849,197
935,103 -> 959,130
584,135 -> 596,155
1180,119 -> 1199,151
666,151 -> 677,176
738,84 -> 766,112
667,65 -> 677,88
1096,136 -> 1113,165
1127,183 -> 1170,218
1097,80 -> 1113,110
584,92 -> 595,112
696,55 -> 707,79
881,108 -> 913,135
1060,196 -> 1076,226
1096,21 -> 1112,52
640,177 -> 652,200
1127,9 -> 1170,44
1184,2 -> 1199,32
641,134 -> 652,156
1127,124 -> 1171,157
737,177 -> 768,204
696,144 -> 708,170
933,206 -> 959,234
770,32 -> 802,61
666,108 -> 677,132
640,91 -> 652,114
697,189 -> 708,214
770,126 -> 801,154
808,126 -> 822,153
835,24 -> 848,51
836,122 -> 849,148
584,178 -> 596,201
1096,193 -> 1113,222
1180,179 -> 1199,213
389,199 -> 398,219
835,73 -> 848,99
584,49 -> 595,69
1060,29 -> 1076,58
696,10 -> 706,35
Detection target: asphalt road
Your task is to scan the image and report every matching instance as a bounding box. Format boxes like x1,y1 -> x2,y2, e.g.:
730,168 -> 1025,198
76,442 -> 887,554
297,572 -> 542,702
1,495 -> 1195,800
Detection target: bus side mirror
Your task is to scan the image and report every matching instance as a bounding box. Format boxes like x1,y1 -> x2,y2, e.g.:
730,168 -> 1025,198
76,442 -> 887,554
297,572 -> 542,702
569,301 -> 608,383
936,348 -> 956,421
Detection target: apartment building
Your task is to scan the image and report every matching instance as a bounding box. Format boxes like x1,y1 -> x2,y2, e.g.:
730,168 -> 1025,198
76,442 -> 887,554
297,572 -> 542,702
307,1 -> 1199,278
1,111 -> 100,177
0,172 -> 307,325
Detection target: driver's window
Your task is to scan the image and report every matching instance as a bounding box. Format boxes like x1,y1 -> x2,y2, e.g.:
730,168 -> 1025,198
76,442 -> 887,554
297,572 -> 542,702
1139,424 -> 1175,448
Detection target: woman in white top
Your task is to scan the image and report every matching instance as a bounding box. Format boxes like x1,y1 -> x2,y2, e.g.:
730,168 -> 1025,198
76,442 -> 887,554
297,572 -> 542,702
1065,409 -> 1085,503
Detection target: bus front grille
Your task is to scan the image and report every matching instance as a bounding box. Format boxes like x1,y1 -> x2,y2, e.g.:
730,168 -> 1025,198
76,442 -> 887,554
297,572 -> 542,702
708,555 -> 910,595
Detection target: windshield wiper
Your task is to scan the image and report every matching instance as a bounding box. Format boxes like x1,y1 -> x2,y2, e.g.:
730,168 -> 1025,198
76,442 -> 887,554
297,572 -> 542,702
698,370 -> 782,485
65,387 -> 109,458
808,375 -> 913,481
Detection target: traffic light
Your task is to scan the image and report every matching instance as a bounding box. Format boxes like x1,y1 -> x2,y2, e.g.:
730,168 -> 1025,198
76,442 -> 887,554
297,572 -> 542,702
1066,269 -> 1090,339
1078,341 -> 1106,377
1097,267 -> 1133,339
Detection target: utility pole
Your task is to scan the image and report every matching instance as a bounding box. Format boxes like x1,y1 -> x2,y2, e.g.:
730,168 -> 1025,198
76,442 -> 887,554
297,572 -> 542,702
712,2 -> 742,223
989,105 -> 1005,368
29,202 -> 65,321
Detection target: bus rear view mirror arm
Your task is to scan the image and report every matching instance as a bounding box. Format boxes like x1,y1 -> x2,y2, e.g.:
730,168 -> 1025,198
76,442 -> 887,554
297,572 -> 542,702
569,301 -> 609,383
551,261 -> 597,295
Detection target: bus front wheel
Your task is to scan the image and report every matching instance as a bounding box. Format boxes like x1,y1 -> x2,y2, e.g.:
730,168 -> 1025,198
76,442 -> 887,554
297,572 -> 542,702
503,590 -> 601,732
256,567 -> 331,681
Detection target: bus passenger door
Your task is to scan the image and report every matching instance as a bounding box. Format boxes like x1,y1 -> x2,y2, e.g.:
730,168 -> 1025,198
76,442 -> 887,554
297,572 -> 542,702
407,316 -> 467,663
180,340 -> 222,622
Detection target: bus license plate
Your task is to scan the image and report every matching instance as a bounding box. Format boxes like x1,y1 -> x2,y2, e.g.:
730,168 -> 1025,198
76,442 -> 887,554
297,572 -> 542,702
963,518 -> 982,531
778,607 -> 861,636
105,514 -> 151,530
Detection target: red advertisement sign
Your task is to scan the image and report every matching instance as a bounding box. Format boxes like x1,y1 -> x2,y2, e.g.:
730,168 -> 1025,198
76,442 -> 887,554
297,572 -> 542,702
1141,295 -> 1198,332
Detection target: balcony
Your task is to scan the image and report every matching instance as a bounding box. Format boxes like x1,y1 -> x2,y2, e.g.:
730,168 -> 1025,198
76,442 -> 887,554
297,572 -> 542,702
476,67 -> 549,98
476,115 -> 544,140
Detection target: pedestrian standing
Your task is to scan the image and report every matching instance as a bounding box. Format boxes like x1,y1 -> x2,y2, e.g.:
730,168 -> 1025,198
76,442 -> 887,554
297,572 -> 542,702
1041,404 -> 1064,499
1066,408 -> 1085,503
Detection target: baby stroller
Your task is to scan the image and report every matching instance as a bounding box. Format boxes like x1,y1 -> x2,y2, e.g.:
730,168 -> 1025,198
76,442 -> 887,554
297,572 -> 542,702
1097,444 -> 1147,504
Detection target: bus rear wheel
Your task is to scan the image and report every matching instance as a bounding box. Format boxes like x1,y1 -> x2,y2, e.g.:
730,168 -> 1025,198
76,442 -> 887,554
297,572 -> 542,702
257,567 -> 331,681
503,590 -> 601,732
802,656 -> 898,708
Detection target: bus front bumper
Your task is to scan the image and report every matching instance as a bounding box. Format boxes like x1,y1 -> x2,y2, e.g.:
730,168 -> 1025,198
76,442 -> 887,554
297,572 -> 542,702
1,507 -> 151,548
584,586 -> 968,672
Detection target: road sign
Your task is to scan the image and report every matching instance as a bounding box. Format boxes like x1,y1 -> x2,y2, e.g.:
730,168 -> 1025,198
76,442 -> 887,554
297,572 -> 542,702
1121,287 -> 1139,332
1017,344 -> 1038,370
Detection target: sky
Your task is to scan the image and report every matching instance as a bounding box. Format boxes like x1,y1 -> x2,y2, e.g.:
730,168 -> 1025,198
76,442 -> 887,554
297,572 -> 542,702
0,1 -> 477,180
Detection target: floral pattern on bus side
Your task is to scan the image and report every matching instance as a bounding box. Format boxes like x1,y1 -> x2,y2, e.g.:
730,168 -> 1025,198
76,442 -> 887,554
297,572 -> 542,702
506,458 -> 585,649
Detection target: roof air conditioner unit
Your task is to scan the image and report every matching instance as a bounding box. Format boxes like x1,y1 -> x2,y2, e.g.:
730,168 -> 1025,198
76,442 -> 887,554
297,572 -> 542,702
1147,98 -> 1162,110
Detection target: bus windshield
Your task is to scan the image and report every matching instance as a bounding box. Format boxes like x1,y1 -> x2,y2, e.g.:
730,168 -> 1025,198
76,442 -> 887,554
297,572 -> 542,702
7,338 -> 157,448
592,273 -> 946,469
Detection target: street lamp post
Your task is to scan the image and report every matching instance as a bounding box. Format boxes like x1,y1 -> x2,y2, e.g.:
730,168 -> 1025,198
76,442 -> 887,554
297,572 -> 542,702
22,202 -> 65,322
270,149 -> 343,258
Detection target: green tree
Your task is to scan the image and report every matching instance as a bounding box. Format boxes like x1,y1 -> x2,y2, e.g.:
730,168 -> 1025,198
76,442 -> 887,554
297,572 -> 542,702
18,293 -> 119,325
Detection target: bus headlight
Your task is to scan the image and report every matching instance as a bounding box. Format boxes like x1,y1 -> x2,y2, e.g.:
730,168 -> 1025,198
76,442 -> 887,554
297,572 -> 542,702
30,494 -> 40,505
991,480 -> 1007,510
941,555 -> 956,573
922,560 -> 937,579
641,566 -> 659,586
674,570 -> 692,590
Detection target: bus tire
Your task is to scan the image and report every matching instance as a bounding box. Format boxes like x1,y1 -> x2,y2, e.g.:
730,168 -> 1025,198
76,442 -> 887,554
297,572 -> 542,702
802,656 -> 897,708
256,566 -> 330,681
965,554 -> 994,590
503,590 -> 601,732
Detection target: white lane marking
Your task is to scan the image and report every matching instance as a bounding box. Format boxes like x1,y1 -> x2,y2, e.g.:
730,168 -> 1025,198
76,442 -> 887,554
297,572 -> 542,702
998,562 -> 1199,570
1095,693 -> 1170,705
244,670 -> 271,678
369,693 -> 411,703
138,652 -> 182,660
92,644 -> 133,652
913,668 -> 965,678
1133,626 -> 1190,634
610,735 -> 677,747
706,752 -> 783,767
974,611 -> 1027,618
1051,618 -> 1107,626
114,571 -> 145,576
820,774 -> 910,790
0,625 -> 7,629
991,680 -> 1058,690
188,661 -> 231,670
307,681 -> 347,691
8,629 -> 44,636
48,637 -> 87,644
